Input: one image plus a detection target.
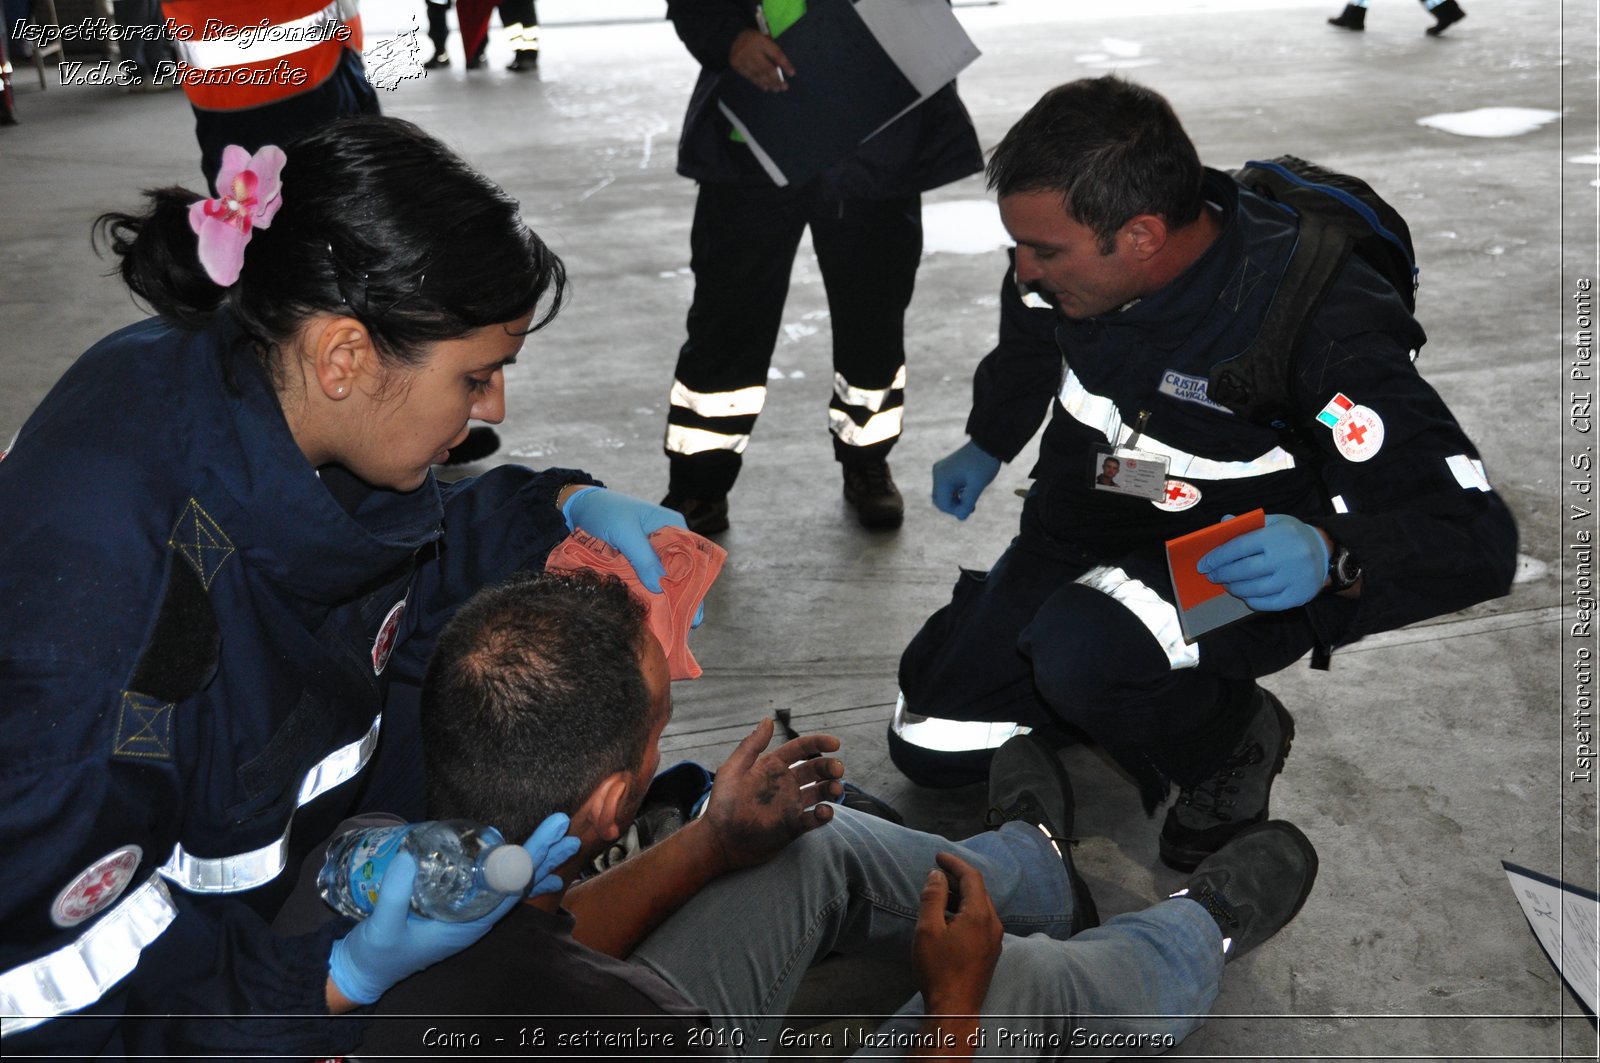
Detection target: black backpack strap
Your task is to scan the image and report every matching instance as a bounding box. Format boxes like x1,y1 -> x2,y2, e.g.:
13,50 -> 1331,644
1208,214 -> 1354,434
1209,216 -> 1354,674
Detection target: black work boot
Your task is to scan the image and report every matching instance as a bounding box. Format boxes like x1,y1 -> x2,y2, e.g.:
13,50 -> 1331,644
1159,687 -> 1294,872
1327,3 -> 1366,29
1169,820 -> 1318,961
1424,0 -> 1465,35
841,460 -> 904,530
506,49 -> 539,71
660,492 -> 730,536
985,734 -> 1100,935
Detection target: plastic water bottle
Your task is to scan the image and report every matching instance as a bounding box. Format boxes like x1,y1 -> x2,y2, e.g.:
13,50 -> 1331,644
318,820 -> 534,923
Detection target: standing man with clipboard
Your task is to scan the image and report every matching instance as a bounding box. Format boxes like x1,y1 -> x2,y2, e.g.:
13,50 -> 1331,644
658,0 -> 981,534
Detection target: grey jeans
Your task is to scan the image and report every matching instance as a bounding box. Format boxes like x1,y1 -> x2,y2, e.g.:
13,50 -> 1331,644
629,806 -> 1224,1060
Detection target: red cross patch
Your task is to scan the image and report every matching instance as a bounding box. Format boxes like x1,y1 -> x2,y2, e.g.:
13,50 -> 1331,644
51,845 -> 143,928
372,597 -> 408,675
1333,405 -> 1385,463
1152,479 -> 1202,512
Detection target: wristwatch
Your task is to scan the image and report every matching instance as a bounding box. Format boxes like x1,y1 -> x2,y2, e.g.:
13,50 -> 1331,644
1328,543 -> 1362,592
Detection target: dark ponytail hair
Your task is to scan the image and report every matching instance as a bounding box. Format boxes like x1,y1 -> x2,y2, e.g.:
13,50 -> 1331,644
94,116 -> 566,379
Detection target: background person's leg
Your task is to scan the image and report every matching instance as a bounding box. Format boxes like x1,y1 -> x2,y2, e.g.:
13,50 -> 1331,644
809,194 -> 923,526
663,182 -> 808,509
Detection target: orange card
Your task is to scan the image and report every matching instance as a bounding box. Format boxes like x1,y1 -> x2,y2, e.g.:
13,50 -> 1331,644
1167,509 -> 1265,608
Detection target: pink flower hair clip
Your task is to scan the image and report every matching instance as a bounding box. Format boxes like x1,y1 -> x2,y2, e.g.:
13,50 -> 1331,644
188,144 -> 287,287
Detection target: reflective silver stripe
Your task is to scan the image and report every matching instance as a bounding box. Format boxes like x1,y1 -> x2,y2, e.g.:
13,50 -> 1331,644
175,2 -> 341,68
1057,370 -> 1296,480
159,713 -> 382,894
669,380 -> 767,419
1076,564 -> 1200,669
161,834 -> 286,894
1446,454 -> 1492,492
505,22 -> 539,46
0,875 -> 178,1036
890,693 -> 1030,752
833,365 -> 907,413
665,424 -> 750,456
299,712 -> 382,805
829,406 -> 904,448
1330,494 -> 1350,514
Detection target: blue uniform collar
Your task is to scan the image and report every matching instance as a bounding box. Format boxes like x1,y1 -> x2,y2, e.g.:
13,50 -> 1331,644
193,312 -> 445,604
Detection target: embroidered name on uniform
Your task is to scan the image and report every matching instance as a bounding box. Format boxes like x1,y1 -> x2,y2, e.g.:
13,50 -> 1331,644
1159,371 -> 1231,413
169,499 -> 236,589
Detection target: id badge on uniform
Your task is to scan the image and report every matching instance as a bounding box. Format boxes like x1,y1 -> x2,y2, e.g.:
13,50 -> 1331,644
1091,444 -> 1170,502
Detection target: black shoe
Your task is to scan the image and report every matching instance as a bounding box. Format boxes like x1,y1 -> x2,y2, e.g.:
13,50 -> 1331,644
841,460 -> 904,530
836,781 -> 905,825
660,492 -> 730,536
985,735 -> 1100,935
1425,0 -> 1465,35
507,49 -> 539,71
442,426 -> 500,466
1327,3 -> 1366,29
588,761 -> 713,873
422,50 -> 451,69
1170,820 -> 1317,961
1159,687 -> 1294,872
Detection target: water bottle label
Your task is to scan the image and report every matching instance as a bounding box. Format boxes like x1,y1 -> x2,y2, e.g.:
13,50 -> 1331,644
344,827 -> 409,916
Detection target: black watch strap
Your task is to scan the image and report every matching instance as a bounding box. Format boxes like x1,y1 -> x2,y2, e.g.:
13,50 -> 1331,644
1328,544 -> 1362,592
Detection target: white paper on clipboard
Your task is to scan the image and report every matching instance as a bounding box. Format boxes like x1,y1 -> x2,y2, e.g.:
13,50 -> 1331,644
851,0 -> 982,140
1502,861 -> 1599,1015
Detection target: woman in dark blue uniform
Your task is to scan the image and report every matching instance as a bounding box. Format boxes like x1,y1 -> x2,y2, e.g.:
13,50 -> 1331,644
0,116 -> 682,1057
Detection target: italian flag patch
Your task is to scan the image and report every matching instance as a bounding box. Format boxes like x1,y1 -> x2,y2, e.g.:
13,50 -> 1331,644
1317,393 -> 1354,429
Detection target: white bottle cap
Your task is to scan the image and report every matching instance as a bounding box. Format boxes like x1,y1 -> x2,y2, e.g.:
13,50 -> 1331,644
483,845 -> 535,894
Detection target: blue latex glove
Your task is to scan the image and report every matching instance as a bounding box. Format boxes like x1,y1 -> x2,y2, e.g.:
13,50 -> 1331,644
1197,513 -> 1330,611
931,440 -> 1002,520
562,487 -> 687,595
328,813 -> 579,1005
523,812 -> 583,897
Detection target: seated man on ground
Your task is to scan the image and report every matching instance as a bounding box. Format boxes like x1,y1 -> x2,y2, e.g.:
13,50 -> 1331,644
354,570 -> 1319,1058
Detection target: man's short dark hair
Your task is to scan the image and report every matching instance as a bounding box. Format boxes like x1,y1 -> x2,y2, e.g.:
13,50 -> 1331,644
987,76 -> 1204,253
421,570 -> 653,841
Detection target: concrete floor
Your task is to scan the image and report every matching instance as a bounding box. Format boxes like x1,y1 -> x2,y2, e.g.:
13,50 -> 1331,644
2,0 -> 1597,1058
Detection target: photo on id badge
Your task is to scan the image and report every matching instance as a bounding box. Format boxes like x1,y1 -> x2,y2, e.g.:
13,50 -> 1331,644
1090,446 -> 1168,501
